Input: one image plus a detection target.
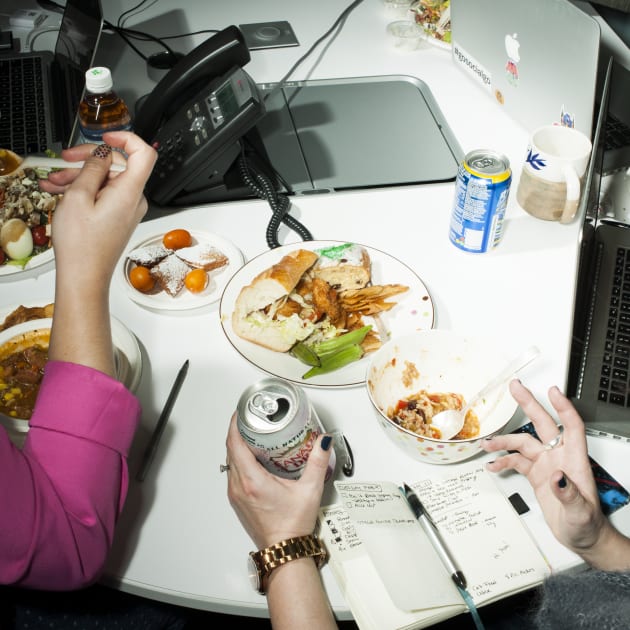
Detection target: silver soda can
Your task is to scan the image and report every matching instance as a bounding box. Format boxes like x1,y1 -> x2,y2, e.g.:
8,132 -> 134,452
448,149 -> 512,253
237,378 -> 336,480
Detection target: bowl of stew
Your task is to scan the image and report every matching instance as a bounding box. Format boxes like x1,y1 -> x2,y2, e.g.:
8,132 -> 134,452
365,329 -> 520,464
0,316 -> 142,447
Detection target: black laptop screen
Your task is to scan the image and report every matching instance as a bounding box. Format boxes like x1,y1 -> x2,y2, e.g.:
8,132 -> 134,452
53,0 -> 103,147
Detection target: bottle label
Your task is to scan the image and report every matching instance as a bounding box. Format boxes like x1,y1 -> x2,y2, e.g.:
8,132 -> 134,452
78,122 -> 133,144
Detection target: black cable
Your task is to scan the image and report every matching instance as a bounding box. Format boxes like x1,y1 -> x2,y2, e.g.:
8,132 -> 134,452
263,0 -> 366,104
238,150 -> 313,249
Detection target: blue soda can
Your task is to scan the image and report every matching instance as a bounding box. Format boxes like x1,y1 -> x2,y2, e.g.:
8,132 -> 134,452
448,150 -> 512,253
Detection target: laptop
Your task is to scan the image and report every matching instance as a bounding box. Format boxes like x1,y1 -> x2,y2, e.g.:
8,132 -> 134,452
0,0 -> 103,156
569,56 -> 630,440
450,0 -> 600,137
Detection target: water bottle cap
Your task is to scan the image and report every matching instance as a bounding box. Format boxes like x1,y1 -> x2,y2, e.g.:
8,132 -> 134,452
85,67 -> 113,93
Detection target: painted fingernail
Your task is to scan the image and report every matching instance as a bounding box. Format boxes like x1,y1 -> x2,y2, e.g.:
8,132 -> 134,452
92,143 -> 113,159
321,435 -> 333,451
558,475 -> 567,488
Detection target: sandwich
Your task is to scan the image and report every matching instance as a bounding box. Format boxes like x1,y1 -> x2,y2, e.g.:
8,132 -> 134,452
231,249 -> 320,352
312,242 -> 371,290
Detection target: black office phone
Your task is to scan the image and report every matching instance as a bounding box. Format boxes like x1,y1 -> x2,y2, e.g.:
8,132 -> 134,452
135,26 -> 267,206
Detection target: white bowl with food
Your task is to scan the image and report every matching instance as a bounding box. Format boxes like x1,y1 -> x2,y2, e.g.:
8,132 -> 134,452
366,330 -> 519,464
0,312 -> 141,447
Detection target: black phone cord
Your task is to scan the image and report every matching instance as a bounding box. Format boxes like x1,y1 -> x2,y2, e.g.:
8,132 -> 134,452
238,155 -> 313,249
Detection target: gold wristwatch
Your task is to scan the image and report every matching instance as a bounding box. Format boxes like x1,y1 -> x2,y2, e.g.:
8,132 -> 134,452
248,534 -> 328,594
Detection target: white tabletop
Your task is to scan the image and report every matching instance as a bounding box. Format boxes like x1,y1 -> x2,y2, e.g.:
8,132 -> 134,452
3,0 -> 630,621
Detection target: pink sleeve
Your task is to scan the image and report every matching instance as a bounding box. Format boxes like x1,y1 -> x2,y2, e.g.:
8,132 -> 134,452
0,360 -> 141,589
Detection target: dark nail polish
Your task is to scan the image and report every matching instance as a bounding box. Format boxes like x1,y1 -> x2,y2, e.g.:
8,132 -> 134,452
92,143 -> 112,159
321,435 -> 332,451
558,475 -> 567,488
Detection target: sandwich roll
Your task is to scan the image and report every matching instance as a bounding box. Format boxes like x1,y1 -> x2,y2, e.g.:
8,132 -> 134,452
312,243 -> 371,290
232,249 -> 319,352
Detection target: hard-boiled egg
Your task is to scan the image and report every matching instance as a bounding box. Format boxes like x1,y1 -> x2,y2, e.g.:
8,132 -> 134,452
0,218 -> 34,260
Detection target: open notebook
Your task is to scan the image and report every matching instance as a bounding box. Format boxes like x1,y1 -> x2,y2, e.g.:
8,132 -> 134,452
569,56 -> 630,440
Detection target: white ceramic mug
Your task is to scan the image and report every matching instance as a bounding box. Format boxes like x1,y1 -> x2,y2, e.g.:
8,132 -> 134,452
516,125 -> 592,223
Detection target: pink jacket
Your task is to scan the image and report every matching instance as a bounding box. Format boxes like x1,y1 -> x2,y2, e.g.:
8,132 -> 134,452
0,360 -> 141,589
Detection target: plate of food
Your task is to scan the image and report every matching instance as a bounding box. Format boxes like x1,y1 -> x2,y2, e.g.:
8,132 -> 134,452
220,241 -> 435,387
410,0 -> 451,49
119,228 -> 243,311
0,303 -> 142,447
0,167 -> 59,277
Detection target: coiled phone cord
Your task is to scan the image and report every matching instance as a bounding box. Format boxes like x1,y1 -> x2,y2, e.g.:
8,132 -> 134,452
238,153 -> 313,249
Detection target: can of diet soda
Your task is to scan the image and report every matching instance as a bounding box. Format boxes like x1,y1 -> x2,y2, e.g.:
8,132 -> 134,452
236,378 -> 336,480
448,149 -> 512,253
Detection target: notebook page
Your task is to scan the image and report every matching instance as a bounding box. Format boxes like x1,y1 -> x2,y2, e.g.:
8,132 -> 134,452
334,481 -> 462,612
319,503 -> 463,630
409,464 -> 551,604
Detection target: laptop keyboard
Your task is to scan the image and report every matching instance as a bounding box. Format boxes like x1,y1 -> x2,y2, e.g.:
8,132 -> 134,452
0,57 -> 49,155
605,113 -> 630,151
600,246 -> 630,405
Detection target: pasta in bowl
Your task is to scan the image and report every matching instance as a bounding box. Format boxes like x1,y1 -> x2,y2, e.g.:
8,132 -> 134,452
366,330 -> 519,464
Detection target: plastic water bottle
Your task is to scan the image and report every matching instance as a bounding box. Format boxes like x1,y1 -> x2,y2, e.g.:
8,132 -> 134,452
78,67 -> 132,144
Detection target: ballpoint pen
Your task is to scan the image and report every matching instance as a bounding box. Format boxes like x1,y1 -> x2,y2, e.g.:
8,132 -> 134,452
402,483 -> 467,590
136,359 -> 190,482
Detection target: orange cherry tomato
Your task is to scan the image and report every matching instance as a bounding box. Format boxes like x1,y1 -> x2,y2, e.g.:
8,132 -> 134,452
184,268 -> 208,293
163,229 -> 192,250
129,265 -> 155,292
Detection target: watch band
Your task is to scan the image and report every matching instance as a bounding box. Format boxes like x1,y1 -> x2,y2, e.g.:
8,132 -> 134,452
249,534 -> 327,594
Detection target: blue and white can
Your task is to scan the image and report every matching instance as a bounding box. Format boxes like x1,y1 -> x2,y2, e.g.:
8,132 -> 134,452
448,150 -> 512,253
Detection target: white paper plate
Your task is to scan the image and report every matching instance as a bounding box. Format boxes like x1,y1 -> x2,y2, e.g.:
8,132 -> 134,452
220,241 -> 435,388
0,312 -> 142,445
0,248 -> 54,278
119,230 -> 243,311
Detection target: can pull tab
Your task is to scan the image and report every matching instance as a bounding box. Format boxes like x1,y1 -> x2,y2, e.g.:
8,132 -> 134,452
249,393 -> 291,423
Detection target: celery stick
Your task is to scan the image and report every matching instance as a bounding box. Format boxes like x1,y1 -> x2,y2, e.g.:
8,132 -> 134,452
290,341 -> 321,367
302,344 -> 364,379
312,325 -> 372,357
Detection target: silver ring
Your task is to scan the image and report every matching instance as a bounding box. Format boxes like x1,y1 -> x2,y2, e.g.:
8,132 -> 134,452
220,464 -> 231,473
543,424 -> 564,450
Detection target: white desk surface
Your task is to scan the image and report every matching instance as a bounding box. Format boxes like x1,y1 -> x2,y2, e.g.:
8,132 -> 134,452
3,0 -> 630,621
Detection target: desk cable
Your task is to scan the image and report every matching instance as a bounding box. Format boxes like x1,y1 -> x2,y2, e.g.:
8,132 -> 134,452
238,147 -> 313,250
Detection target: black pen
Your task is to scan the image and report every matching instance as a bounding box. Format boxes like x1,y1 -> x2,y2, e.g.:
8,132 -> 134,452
402,483 -> 467,590
136,359 -> 190,482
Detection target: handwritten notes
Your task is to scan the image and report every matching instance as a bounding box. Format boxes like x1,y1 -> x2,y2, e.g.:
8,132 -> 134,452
326,464 -> 550,619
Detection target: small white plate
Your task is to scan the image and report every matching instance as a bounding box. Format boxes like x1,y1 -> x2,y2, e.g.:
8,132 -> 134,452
119,230 -> 243,311
0,248 -> 54,278
220,241 -> 435,388
0,313 -> 142,446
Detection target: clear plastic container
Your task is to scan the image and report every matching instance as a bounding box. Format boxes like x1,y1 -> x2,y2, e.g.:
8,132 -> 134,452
386,20 -> 426,51
382,0 -> 413,20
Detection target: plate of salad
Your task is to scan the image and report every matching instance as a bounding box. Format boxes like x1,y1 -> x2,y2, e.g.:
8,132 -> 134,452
0,167 -> 58,277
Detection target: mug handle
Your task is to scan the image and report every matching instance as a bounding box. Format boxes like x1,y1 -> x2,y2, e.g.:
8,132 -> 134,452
560,163 -> 580,224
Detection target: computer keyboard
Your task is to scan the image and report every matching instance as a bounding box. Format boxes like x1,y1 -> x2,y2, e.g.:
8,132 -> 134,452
600,246 -> 630,406
0,57 -> 49,155
605,113 -> 630,151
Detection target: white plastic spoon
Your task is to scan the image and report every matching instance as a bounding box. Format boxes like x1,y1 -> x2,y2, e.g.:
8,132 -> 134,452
431,345 -> 541,440
0,148 -> 126,176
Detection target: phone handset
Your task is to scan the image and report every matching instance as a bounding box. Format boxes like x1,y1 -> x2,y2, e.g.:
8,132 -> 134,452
135,25 -> 251,142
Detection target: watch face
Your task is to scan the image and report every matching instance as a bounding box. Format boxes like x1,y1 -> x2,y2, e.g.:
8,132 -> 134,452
248,554 -> 262,592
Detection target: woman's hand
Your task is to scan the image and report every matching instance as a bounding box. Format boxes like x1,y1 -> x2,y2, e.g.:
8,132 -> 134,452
482,380 -> 630,568
225,413 -> 333,550
47,132 -> 156,375
49,132 -> 156,287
